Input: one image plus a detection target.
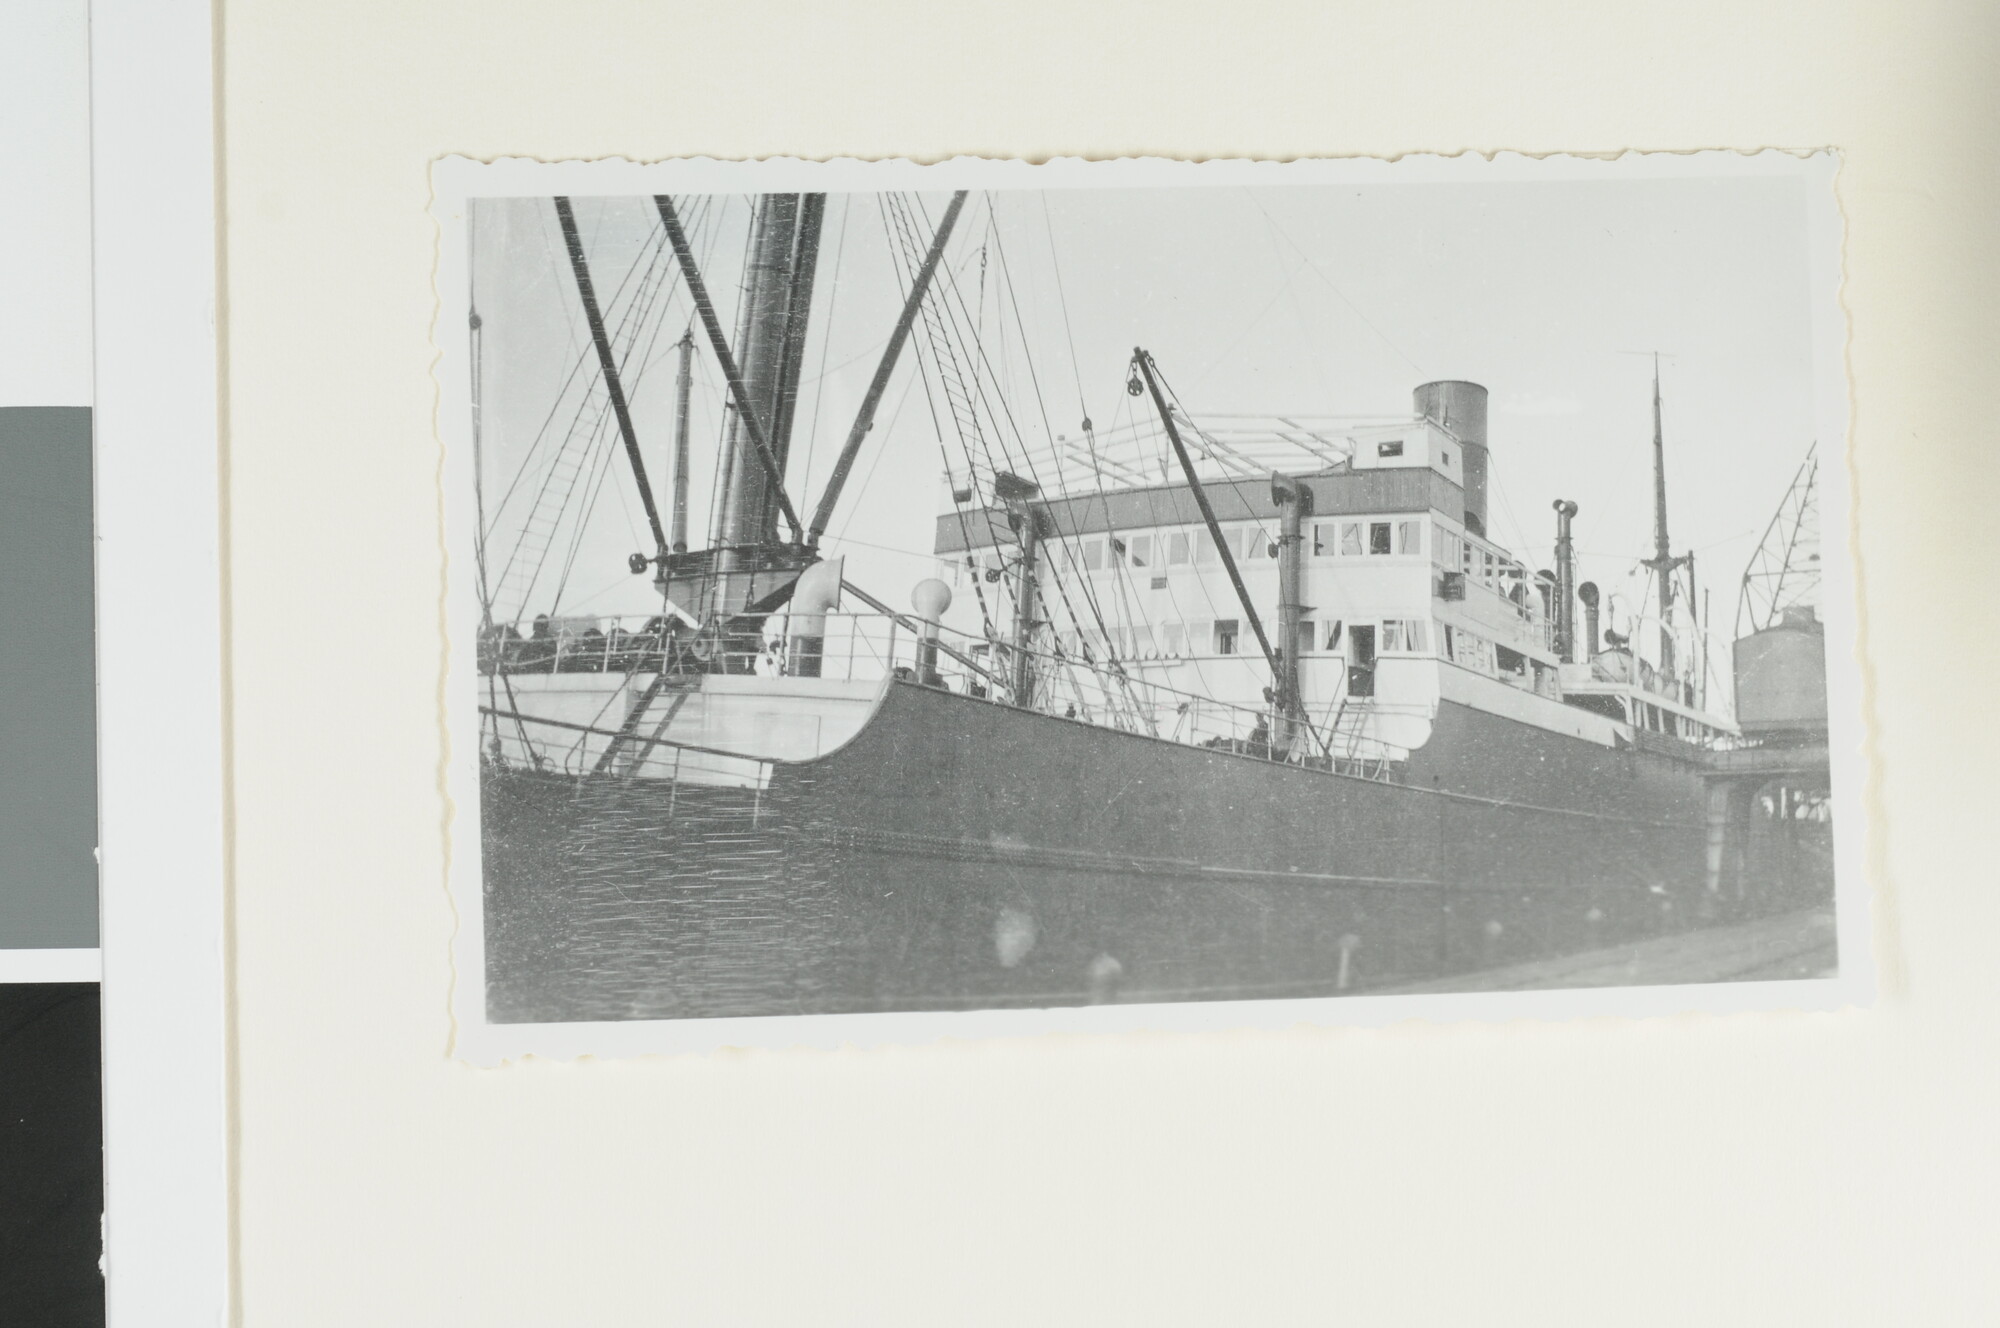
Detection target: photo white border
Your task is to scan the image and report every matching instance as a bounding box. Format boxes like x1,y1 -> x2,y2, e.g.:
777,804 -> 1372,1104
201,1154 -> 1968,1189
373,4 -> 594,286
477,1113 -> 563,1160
437,150 -> 1870,1064
91,0 -> 231,1322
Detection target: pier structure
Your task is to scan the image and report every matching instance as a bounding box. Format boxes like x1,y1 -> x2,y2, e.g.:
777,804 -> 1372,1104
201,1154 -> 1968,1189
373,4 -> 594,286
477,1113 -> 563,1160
1701,606 -> 1832,915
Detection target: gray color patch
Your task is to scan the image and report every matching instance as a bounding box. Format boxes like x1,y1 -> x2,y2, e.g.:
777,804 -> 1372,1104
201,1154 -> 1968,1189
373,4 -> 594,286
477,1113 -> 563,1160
1,407 -> 98,948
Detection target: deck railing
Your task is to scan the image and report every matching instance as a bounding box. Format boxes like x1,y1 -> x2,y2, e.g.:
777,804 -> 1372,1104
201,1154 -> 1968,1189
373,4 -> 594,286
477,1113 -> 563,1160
479,610 -> 1427,775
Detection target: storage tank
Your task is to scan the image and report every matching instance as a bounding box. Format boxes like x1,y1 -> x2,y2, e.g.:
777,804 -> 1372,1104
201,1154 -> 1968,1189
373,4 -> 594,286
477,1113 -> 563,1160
1415,380 -> 1489,536
1733,606 -> 1828,737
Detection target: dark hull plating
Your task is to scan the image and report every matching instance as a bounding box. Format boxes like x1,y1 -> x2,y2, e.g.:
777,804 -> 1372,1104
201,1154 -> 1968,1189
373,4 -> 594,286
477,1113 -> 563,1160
482,681 -> 1713,1022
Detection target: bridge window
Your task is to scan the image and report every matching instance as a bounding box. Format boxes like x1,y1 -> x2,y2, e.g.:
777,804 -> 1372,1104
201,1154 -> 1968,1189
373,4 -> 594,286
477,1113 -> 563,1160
1340,521 -> 1363,556
1128,534 -> 1152,567
1082,536 -> 1105,571
1195,532 -> 1218,565
1369,522 -> 1393,555
1297,618 -> 1316,653
1167,530 -> 1192,566
1214,619 -> 1239,655
1397,520 -> 1423,555
1162,621 -> 1186,655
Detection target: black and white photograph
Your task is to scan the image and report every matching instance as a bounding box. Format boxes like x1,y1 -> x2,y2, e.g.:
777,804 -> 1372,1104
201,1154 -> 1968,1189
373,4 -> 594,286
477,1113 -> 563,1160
438,153 -> 1861,1057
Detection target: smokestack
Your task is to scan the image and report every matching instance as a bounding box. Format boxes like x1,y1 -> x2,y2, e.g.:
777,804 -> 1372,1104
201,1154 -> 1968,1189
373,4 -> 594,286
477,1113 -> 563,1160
1552,500 -> 1578,662
1415,380 -> 1489,536
1578,581 -> 1601,661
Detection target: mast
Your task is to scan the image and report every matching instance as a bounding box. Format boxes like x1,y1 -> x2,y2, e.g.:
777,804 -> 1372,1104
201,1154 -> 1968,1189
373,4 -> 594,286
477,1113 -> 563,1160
1272,473 -> 1313,754
1552,499 -> 1578,662
1648,355 -> 1677,679
717,194 -> 802,551
653,194 -> 805,545
709,201 -> 765,549
769,194 -> 826,493
671,330 -> 693,553
996,473 -> 1043,709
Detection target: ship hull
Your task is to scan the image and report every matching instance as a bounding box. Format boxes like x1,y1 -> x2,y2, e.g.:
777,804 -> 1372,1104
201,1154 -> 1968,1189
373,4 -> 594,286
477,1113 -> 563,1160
481,680 -> 1714,1022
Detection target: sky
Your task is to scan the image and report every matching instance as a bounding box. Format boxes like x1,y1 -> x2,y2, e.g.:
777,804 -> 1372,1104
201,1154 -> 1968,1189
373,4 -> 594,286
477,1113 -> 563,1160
469,172 -> 1821,649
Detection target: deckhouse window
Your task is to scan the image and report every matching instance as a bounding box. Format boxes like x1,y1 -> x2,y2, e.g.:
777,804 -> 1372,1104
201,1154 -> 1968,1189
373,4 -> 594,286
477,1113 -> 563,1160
1195,532 -> 1218,565
1167,530 -> 1193,566
1214,619 -> 1239,655
1161,621 -> 1186,655
1129,534 -> 1152,568
1297,619 -> 1316,653
1369,522 -> 1393,555
1340,522 -> 1363,556
1397,520 -> 1423,555
1378,439 -> 1404,457
1381,619 -> 1430,653
1082,536 -> 1105,571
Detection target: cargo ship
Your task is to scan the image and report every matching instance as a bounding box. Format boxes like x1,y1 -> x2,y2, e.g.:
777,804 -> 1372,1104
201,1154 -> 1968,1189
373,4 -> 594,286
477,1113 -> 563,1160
470,189 -> 1743,1023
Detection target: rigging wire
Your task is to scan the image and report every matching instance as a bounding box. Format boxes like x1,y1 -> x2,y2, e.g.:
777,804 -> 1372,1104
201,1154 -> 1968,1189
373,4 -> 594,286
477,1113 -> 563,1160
916,192 -> 1151,729
492,213 -> 673,612
876,192 -> 1001,644
488,195 -> 719,621
1239,187 -> 1428,381
985,200 -> 1164,723
550,216 -> 687,610
517,204 -> 678,611
487,201 -> 695,559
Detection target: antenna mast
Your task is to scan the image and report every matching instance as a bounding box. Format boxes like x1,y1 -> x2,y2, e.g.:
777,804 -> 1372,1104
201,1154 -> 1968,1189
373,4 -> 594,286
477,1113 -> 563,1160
1641,354 -> 1690,685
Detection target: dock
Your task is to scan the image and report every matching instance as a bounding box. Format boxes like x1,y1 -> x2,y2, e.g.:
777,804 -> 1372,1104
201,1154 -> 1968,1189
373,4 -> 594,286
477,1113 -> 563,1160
1377,906 -> 1837,994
